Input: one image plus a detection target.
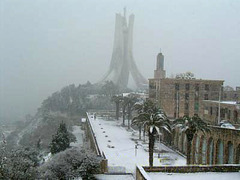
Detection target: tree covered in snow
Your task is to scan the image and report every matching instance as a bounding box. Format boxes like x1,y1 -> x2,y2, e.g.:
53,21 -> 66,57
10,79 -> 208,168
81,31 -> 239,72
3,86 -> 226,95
122,95 -> 138,129
101,81 -> 119,97
111,95 -> 123,120
132,102 -> 171,167
176,71 -> 195,80
39,147 -> 102,180
18,113 -> 76,151
133,99 -> 156,140
0,144 -> 40,179
0,133 -> 7,179
50,122 -> 72,154
223,85 -> 234,91
173,115 -> 209,165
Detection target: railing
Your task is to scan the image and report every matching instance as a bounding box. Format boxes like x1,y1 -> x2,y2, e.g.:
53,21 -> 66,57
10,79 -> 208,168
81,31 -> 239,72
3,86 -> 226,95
142,164 -> 240,173
136,164 -> 240,180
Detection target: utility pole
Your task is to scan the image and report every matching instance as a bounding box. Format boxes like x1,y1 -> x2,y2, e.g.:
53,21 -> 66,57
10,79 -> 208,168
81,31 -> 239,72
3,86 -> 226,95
176,91 -> 179,118
218,86 -> 222,125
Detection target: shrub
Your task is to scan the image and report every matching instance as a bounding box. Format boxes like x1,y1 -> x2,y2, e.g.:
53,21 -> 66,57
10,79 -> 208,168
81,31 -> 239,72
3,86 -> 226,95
39,147 -> 101,179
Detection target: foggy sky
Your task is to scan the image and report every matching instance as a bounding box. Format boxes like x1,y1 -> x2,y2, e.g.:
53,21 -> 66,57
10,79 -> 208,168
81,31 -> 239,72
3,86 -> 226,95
1,0 -> 240,120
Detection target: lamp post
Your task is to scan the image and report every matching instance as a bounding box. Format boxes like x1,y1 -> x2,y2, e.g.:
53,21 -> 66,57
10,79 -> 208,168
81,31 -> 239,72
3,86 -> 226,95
218,86 -> 222,125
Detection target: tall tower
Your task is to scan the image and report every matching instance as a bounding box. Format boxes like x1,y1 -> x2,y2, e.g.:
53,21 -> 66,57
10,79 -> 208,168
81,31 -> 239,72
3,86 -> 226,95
154,51 -> 166,79
100,9 -> 147,89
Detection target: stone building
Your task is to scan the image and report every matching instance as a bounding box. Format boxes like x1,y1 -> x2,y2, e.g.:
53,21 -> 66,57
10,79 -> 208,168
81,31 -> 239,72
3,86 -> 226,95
149,51 -> 224,119
203,100 -> 240,125
223,86 -> 240,102
150,51 -> 240,165
149,77 -> 224,119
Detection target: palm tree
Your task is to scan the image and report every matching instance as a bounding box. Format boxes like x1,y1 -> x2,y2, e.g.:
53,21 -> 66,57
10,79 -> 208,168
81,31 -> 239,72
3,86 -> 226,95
111,95 -> 123,120
121,96 -> 128,126
133,99 -> 156,140
132,105 -> 171,167
173,115 -> 210,165
125,95 -> 138,129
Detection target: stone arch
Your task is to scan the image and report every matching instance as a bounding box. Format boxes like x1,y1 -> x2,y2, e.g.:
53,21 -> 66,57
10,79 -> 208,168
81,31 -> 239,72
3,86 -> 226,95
207,137 -> 214,165
173,129 -> 179,148
194,135 -> 200,164
164,130 -> 172,146
178,132 -> 184,152
225,141 -> 234,164
200,136 -> 207,164
216,139 -> 224,164
235,144 -> 240,164
183,134 -> 187,154
191,134 -> 197,164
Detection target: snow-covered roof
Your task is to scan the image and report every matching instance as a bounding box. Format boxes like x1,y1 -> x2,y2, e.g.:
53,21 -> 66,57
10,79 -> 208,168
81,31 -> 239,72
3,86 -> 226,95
148,172 -> 240,180
204,100 -> 238,105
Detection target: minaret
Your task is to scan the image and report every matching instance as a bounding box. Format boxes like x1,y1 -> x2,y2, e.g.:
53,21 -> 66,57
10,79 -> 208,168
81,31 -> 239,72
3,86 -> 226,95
154,50 -> 166,79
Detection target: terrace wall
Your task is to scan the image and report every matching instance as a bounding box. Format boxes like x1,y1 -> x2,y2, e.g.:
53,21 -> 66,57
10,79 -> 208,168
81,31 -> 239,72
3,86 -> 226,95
85,113 -> 108,173
136,165 -> 240,180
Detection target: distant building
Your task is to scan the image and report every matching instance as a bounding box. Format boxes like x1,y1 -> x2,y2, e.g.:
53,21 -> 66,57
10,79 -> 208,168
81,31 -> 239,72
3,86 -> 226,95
223,86 -> 240,102
203,100 -> 240,125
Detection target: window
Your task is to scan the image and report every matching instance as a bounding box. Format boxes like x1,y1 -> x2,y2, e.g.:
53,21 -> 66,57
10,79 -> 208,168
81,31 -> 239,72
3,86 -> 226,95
224,93 -> 227,99
185,93 -> 189,100
185,83 -> 190,91
210,107 -> 213,115
220,108 -> 225,118
185,102 -> 189,110
204,94 -> 209,100
228,110 -> 231,119
175,83 -> 179,90
195,84 -> 199,91
205,84 -> 209,91
195,91 -> 199,101
149,82 -> 156,89
175,92 -> 179,100
194,102 -> 199,111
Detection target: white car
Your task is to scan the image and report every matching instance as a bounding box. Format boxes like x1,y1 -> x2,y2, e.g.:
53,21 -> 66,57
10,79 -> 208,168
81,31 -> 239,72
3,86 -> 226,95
220,123 -> 235,129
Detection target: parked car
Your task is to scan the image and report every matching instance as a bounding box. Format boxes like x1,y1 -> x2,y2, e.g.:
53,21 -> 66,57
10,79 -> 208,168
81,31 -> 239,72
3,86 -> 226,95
219,120 -> 229,126
220,123 -> 235,129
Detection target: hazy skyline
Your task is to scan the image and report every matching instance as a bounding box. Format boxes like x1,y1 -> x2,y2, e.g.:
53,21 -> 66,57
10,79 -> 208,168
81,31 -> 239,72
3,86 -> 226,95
1,0 -> 240,120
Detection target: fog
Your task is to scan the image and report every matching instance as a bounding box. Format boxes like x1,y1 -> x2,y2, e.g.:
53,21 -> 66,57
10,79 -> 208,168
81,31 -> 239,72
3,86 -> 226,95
1,0 -> 240,120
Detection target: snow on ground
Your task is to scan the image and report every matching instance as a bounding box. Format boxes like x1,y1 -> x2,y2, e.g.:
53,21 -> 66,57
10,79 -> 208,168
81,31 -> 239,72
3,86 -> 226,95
95,174 -> 134,180
70,126 -> 84,147
148,172 -> 240,180
88,114 -> 186,174
42,152 -> 52,163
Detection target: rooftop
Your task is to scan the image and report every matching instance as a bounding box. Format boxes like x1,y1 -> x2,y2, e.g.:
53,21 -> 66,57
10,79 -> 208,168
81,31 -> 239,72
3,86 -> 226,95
148,172 -> 240,180
204,100 -> 239,105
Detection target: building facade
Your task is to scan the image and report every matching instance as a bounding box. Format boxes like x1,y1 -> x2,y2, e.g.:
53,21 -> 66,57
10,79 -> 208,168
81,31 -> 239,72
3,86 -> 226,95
150,51 -> 240,165
223,86 -> 240,102
149,78 -> 224,119
203,100 -> 240,125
